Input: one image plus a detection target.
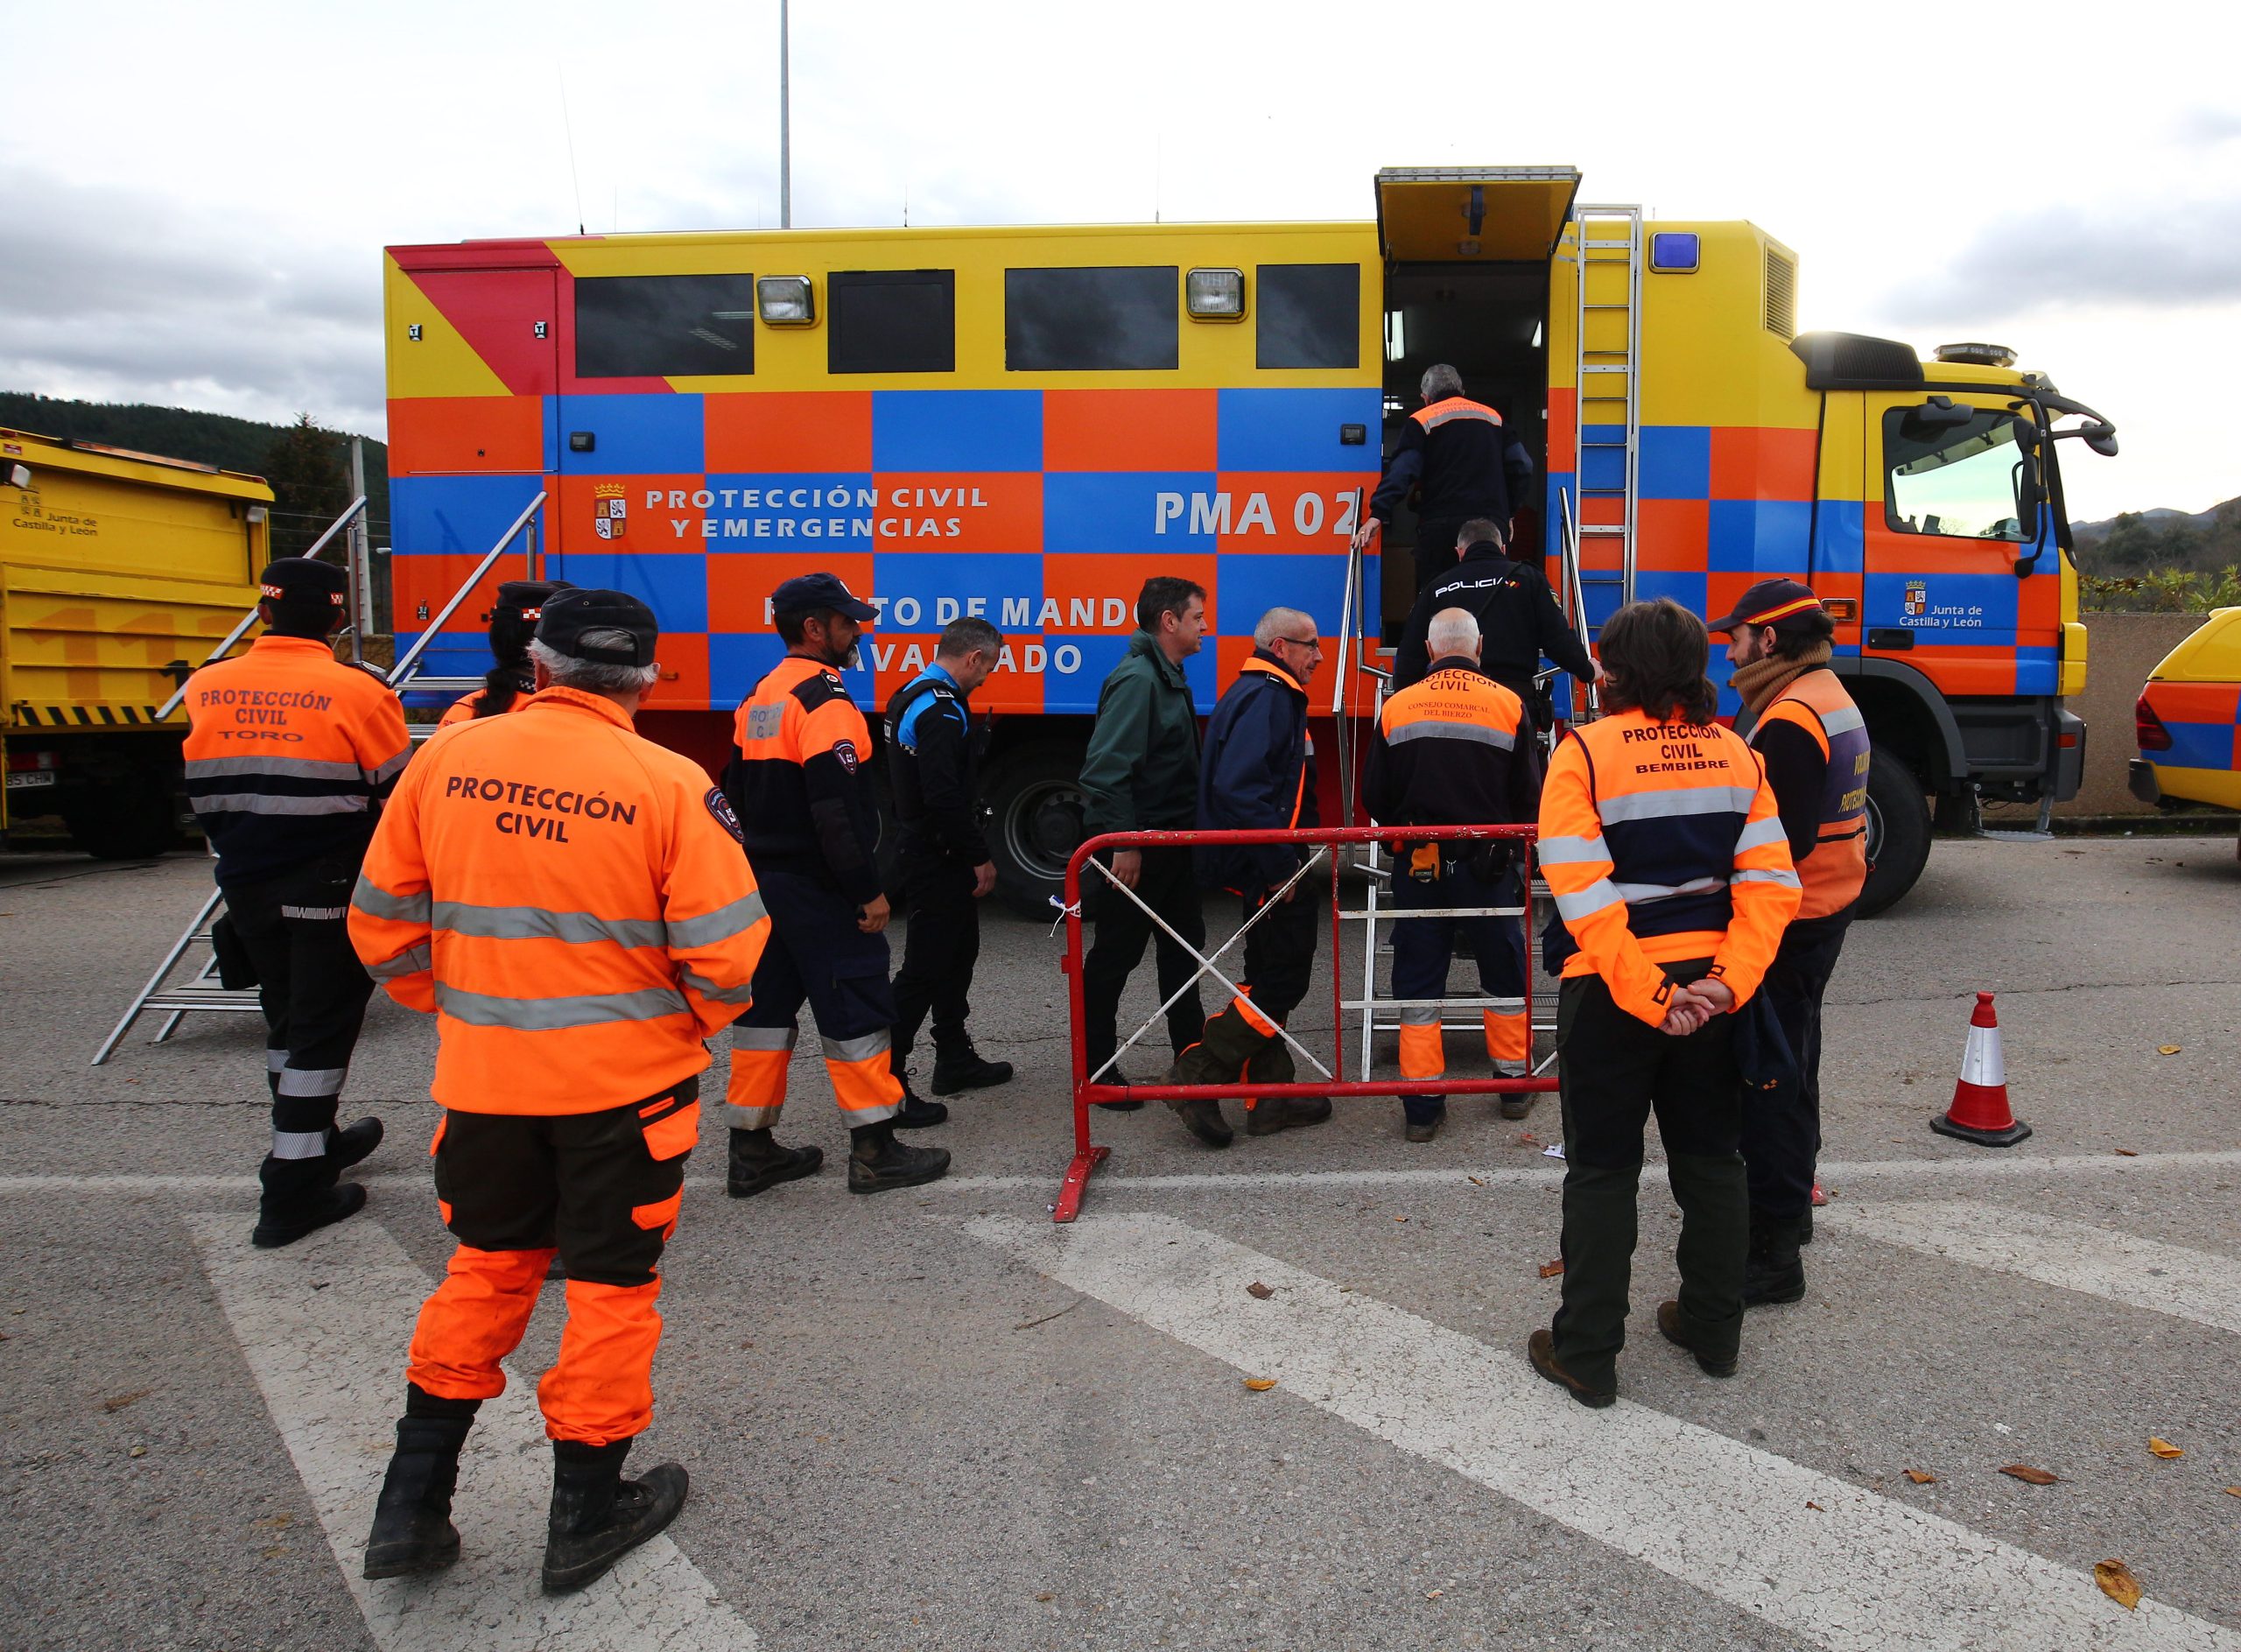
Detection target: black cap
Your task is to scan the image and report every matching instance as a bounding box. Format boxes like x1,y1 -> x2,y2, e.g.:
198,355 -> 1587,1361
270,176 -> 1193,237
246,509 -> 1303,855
1707,578 -> 1825,635
257,558 -> 348,607
488,578 -> 573,624
770,571 -> 877,623
535,588 -> 658,667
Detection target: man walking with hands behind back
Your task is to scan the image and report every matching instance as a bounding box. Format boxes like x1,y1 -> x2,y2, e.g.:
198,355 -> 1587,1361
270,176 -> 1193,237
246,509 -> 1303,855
1528,599 -> 1800,1409
1077,577 -> 1209,1102
348,589 -> 769,1592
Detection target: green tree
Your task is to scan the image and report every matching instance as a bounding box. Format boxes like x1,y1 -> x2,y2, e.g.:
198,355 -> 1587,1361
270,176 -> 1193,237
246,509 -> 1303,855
260,413 -> 351,558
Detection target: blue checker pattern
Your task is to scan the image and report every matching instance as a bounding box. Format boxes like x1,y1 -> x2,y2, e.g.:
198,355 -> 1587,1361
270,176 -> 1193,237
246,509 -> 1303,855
1217,388 -> 1383,470
1045,471 -> 1216,553
556,393 -> 706,474
1638,425 -> 1711,500
1215,553 -> 1351,643
550,552 -> 710,635
875,552 -> 1043,631
1710,500 -> 1814,572
873,390 -> 1041,471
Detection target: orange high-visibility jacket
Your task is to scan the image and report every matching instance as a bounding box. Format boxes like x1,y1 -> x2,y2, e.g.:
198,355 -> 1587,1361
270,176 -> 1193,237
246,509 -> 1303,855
182,635 -> 412,885
1748,669 -> 1870,920
722,655 -> 883,903
1537,707 -> 1801,1026
348,686 -> 769,1114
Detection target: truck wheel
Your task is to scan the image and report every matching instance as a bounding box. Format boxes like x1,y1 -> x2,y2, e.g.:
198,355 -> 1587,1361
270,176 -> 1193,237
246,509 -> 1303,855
1857,748 -> 1931,917
980,738 -> 1089,917
63,780 -> 179,861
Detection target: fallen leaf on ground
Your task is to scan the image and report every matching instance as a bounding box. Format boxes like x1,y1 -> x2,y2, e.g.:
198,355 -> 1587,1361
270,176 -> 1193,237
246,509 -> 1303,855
128,1445 -> 146,1458
1426,1589 -> 1444,1599
2159,1045 -> 2182,1056
1466,1176 -> 1485,1186
1804,1501 -> 1823,1511
1242,1377 -> 1278,1392
2148,1438 -> 2184,1459
1035,1593 -> 1054,1602
1517,1133 -> 1540,1146
2000,1463 -> 2059,1485
2223,1487 -> 2241,1498
2113,1149 -> 2139,1157
102,1389 -> 150,1413
1538,1259 -> 1565,1278
1393,1215 -> 1409,1223
1246,1281 -> 1275,1300
1904,1469 -> 1936,1484
2095,1559 -> 2142,1610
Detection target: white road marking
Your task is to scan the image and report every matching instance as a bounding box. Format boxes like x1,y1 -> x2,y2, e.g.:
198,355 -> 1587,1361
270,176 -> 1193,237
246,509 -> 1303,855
185,1214 -> 757,1652
1819,1199 -> 2241,1336
970,1212 -> 2241,1652
6,1145 -> 2241,1199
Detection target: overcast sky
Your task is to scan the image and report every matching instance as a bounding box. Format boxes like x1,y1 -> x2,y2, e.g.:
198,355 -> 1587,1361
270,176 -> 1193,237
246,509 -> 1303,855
4,0 -> 2231,521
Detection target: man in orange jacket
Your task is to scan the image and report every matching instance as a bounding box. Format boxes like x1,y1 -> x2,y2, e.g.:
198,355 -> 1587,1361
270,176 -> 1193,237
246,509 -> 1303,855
1528,598 -> 1801,1408
1710,579 -> 1870,1307
183,557 -> 410,1248
348,589 -> 769,1593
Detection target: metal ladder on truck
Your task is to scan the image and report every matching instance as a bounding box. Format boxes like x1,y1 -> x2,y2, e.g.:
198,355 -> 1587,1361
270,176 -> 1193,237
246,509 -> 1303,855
93,494 -> 546,1065
1568,203 -> 1644,660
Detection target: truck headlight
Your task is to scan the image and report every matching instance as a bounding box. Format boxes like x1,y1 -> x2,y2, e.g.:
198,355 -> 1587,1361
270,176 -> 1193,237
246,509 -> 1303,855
1186,268 -> 1245,320
756,276 -> 816,325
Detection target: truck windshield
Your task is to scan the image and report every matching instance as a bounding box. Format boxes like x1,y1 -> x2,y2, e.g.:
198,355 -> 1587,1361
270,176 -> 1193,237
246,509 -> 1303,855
1882,406 -> 2031,541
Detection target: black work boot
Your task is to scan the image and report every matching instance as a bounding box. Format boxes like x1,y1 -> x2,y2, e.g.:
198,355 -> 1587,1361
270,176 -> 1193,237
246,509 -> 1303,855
1742,1215 -> 1807,1307
1657,1298 -> 1739,1378
362,1392 -> 477,1579
725,1128 -> 824,1199
847,1122 -> 951,1193
541,1438 -> 687,1593
318,1116 -> 385,1188
250,1170 -> 368,1249
1088,1059 -> 1144,1110
1240,1042 -> 1331,1136
931,1047 -> 1015,1095
1163,1012 -> 1265,1149
891,1066 -> 949,1129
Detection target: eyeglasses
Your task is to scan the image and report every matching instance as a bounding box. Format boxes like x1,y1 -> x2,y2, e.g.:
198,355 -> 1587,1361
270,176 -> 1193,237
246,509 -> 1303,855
1278,634 -> 1322,650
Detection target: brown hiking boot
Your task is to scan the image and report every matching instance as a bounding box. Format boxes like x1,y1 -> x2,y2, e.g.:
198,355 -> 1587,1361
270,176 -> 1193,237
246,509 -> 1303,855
1528,1326 -> 1615,1409
1245,1096 -> 1331,1135
1656,1299 -> 1739,1378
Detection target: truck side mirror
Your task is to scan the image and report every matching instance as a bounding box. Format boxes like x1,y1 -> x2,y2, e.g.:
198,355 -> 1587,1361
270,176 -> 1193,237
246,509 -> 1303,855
2085,424 -> 2119,457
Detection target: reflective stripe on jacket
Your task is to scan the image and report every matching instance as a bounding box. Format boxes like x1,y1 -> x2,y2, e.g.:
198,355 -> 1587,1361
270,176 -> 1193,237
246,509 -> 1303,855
723,656 -> 882,903
348,685 -> 769,1114
1362,661 -> 1540,833
1195,651 -> 1317,894
1751,669 -> 1870,920
183,635 -> 412,884
1536,707 -> 1800,1026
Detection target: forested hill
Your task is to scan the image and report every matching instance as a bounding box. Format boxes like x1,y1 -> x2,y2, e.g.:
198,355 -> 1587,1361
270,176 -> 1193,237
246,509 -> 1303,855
0,393 -> 389,557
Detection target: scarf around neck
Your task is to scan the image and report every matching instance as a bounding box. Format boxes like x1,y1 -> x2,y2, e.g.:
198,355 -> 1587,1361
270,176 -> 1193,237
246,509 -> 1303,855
1730,639 -> 1832,719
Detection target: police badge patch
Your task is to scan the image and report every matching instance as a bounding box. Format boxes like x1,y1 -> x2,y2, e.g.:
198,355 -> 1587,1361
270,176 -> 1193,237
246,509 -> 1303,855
832,739 -> 860,773
704,786 -> 744,843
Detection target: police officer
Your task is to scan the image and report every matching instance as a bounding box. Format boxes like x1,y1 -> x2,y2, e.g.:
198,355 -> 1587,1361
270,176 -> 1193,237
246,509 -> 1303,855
1528,599 -> 1801,1408
181,557 -> 410,1248
1708,579 -> 1869,1307
1362,608 -> 1542,1142
1166,607 -> 1334,1148
435,578 -> 574,729
349,589 -> 769,1592
1392,519 -> 1601,725
721,573 -> 950,1193
1352,364 -> 1525,592
887,615 -> 1013,1111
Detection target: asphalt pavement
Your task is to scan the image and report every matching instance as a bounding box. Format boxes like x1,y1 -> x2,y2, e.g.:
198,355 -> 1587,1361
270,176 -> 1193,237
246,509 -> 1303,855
0,832 -> 2236,1650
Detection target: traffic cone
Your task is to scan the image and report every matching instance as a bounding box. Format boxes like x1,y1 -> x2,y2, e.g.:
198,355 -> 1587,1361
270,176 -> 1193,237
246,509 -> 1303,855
1931,992 -> 2032,1146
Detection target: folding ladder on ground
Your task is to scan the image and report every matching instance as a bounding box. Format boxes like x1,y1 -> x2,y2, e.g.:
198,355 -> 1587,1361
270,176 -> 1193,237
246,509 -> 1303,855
1569,203 -> 1644,653
93,493 -> 548,1063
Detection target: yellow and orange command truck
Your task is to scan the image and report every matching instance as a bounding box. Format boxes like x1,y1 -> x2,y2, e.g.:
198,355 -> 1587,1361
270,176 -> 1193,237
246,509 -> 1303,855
3,429 -> 268,856
383,165 -> 2116,914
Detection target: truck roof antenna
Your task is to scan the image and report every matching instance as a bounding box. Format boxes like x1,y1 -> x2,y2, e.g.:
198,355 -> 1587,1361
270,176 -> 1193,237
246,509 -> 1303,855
558,66 -> 587,236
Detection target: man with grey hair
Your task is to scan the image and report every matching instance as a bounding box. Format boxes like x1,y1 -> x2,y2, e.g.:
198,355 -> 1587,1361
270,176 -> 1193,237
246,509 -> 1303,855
1164,606 -> 1332,1148
1352,363 -> 1521,593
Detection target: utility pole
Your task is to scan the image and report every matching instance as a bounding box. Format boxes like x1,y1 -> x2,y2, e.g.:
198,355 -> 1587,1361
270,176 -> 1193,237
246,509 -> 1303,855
779,0 -> 791,228
347,437 -> 370,663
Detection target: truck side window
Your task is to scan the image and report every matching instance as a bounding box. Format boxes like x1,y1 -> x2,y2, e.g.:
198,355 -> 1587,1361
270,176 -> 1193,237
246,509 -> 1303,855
1882,406 -> 2031,542
575,275 -> 755,378
1005,266 -> 1178,371
830,270 -> 956,375
1257,264 -> 1359,369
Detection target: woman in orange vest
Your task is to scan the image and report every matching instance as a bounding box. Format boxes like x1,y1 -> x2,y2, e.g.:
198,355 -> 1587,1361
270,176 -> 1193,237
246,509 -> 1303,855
1529,598 -> 1801,1408
434,578 -> 573,729
1709,579 -> 1870,1309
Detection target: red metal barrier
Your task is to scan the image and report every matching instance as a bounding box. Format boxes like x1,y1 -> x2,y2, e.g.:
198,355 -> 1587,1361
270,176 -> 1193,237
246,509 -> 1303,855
1055,822 -> 1551,1221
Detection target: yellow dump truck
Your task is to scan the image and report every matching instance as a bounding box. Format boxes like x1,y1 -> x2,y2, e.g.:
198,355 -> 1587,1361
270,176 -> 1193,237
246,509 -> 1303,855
2,428 -> 269,855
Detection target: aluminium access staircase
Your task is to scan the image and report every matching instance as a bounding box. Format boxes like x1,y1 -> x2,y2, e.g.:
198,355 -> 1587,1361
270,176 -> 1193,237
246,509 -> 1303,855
1566,204 -> 1644,663
95,494 -> 549,1064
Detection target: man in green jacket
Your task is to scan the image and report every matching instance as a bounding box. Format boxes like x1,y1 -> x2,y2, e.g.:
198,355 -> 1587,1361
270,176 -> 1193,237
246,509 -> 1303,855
1078,577 -> 1209,1102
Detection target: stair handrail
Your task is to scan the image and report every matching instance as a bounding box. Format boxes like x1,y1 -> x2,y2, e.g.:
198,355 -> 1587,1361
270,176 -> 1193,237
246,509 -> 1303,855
385,491 -> 548,690
1556,484 -> 1602,722
155,496 -> 369,721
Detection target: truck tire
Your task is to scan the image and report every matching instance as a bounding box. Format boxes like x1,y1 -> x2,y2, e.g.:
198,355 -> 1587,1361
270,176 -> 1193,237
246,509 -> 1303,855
980,738 -> 1090,917
63,777 -> 179,861
1857,747 -> 1931,917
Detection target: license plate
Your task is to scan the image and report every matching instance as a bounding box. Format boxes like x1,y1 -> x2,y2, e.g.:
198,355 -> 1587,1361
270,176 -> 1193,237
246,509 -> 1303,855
4,770 -> 57,791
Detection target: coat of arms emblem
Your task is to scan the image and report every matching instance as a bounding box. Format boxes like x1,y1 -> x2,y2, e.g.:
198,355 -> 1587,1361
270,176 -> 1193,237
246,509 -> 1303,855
593,483 -> 628,540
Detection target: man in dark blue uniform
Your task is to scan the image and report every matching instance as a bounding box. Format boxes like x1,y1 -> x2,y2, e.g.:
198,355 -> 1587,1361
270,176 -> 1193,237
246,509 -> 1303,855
886,615 -> 1014,1114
